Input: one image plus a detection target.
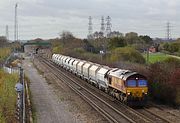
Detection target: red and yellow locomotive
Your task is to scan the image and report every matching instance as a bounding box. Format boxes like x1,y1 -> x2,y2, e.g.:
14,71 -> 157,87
107,69 -> 148,106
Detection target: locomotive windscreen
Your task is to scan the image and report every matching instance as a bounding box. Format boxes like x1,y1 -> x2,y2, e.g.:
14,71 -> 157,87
138,80 -> 147,87
127,80 -> 136,87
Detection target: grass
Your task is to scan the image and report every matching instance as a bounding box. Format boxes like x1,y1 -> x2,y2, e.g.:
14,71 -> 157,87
0,69 -> 18,123
143,52 -> 171,63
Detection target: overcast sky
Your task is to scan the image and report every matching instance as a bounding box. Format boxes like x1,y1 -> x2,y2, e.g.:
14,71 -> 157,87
0,0 -> 180,40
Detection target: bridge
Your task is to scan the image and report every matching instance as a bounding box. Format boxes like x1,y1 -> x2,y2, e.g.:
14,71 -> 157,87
23,42 -> 51,46
23,42 -> 52,58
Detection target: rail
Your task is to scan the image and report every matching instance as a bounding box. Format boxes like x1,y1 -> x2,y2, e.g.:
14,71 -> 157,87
45,56 -> 172,123
39,57 -> 134,123
38,56 -> 171,123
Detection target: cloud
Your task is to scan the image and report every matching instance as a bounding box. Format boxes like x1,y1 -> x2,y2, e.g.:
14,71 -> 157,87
0,0 -> 179,40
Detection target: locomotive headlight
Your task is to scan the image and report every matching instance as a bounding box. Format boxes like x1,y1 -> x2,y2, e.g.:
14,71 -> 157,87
145,92 -> 147,95
127,92 -> 131,95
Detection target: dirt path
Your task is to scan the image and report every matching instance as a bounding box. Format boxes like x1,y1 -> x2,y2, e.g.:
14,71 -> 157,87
23,58 -> 78,123
168,54 -> 180,60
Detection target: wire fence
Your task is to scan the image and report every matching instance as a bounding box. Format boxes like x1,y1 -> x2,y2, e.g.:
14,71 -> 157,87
4,66 -> 28,123
15,67 -> 26,123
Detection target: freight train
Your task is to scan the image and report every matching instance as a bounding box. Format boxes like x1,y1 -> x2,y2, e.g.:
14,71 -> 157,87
52,54 -> 148,106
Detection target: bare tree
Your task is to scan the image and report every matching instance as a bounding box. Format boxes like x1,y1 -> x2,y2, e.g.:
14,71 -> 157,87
0,36 -> 8,47
60,31 -> 74,40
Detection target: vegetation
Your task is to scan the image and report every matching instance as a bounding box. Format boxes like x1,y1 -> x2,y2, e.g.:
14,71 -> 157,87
110,47 -> 145,64
0,69 -> 18,123
0,36 -> 8,47
46,31 -> 180,106
163,39 -> 180,56
143,53 -> 171,63
148,57 -> 180,106
0,35 -> 21,65
108,37 -> 126,50
0,47 -> 11,61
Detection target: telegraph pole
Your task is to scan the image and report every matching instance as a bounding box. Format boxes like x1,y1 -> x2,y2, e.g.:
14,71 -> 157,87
14,3 -> 18,41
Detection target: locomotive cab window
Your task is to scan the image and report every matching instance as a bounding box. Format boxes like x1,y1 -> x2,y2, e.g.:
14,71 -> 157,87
127,80 -> 136,87
138,80 -> 147,87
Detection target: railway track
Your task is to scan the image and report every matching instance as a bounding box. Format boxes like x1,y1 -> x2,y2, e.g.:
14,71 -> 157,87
37,56 -> 171,123
38,57 -> 133,123
136,108 -> 172,123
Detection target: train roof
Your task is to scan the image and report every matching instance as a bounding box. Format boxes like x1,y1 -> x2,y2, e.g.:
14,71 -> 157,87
108,69 -> 146,81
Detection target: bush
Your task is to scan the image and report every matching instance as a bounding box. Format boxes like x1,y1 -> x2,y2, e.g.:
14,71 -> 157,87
163,41 -> 180,53
110,47 -> 145,64
149,80 -> 177,104
0,47 -> 11,61
148,59 -> 180,106
52,45 -> 63,54
163,57 -> 180,67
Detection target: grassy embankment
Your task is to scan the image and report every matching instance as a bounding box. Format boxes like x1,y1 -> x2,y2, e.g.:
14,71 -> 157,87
0,70 -> 18,123
0,47 -> 19,122
143,52 -> 171,63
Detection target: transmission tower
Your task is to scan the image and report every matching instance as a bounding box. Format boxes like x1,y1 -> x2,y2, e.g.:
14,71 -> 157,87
6,25 -> 9,41
100,16 -> 105,34
88,16 -> 93,36
166,22 -> 171,41
14,3 -> 18,41
106,16 -> 112,38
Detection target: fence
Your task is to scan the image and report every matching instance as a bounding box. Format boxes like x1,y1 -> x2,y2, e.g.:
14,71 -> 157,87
3,66 -> 19,74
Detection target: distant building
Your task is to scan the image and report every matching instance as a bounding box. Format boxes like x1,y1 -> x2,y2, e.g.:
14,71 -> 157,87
149,46 -> 156,53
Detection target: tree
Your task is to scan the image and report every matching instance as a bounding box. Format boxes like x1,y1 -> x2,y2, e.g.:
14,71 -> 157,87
59,31 -> 75,46
108,37 -> 126,49
163,42 -> 179,53
163,43 -> 169,51
176,38 -> 180,43
125,32 -> 139,45
60,31 -> 74,40
110,31 -> 124,38
83,39 -> 95,52
93,31 -> 99,38
139,35 -> 153,44
0,36 -> 8,47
